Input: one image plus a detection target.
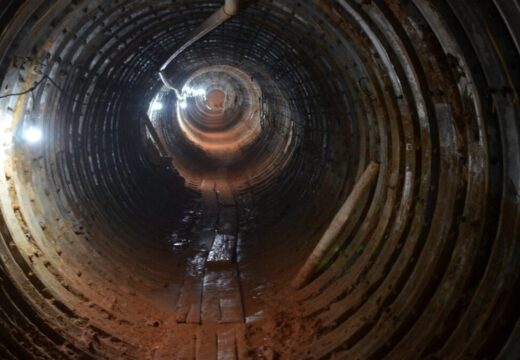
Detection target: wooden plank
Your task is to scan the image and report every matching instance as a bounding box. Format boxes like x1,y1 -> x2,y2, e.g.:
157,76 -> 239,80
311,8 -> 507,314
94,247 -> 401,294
186,301 -> 202,324
201,270 -> 221,323
219,268 -> 244,324
176,253 -> 206,324
176,275 -> 202,324
218,208 -> 238,236
234,325 -> 248,360
217,328 -> 237,360
216,182 -> 235,206
201,179 -> 219,229
202,268 -> 244,324
194,228 -> 217,254
291,161 -> 380,289
207,234 -> 237,265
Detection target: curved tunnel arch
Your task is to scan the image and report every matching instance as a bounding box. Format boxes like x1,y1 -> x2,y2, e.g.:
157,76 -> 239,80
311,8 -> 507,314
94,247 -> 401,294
0,0 -> 519,359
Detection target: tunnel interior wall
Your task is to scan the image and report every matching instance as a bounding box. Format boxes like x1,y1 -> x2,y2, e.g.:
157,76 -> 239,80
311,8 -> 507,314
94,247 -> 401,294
0,0 -> 518,359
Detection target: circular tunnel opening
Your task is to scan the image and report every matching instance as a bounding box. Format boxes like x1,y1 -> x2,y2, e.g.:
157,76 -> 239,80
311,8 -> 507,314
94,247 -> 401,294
0,0 -> 519,359
206,89 -> 225,111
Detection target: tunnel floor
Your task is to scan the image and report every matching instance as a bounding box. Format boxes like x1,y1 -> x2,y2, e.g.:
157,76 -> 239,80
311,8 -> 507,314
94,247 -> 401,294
134,174 -> 314,359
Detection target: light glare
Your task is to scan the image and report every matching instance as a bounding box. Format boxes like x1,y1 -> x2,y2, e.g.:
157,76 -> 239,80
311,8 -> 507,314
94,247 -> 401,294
150,101 -> 163,111
23,126 -> 42,143
194,88 -> 206,96
182,86 -> 206,98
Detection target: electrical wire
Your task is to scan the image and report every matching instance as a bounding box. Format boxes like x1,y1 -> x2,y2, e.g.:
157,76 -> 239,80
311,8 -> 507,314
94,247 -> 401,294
0,75 -> 95,109
0,75 -> 62,99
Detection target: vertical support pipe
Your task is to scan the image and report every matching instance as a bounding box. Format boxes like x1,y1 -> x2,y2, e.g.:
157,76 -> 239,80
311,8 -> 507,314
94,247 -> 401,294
291,161 -> 380,290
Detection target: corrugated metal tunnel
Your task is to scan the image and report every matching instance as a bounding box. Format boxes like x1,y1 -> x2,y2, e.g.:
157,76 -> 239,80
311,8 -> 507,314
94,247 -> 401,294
0,0 -> 519,359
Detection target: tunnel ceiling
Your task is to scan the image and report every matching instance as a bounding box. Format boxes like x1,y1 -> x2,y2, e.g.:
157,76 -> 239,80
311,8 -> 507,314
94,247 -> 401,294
0,0 -> 519,359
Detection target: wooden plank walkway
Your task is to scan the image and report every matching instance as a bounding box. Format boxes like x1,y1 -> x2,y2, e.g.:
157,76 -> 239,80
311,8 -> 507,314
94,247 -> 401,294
207,234 -> 237,265
154,324 -> 248,359
166,177 -> 246,359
